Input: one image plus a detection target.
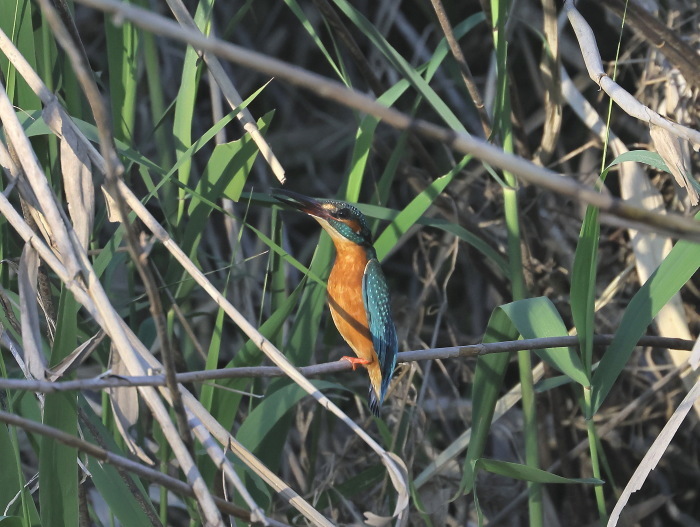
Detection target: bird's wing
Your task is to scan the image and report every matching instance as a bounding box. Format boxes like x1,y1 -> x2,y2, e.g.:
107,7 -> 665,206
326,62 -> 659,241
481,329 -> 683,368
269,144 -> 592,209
362,258 -> 398,401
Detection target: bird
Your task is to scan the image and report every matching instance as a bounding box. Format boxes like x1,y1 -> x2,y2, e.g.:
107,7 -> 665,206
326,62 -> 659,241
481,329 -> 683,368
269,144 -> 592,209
274,188 -> 398,416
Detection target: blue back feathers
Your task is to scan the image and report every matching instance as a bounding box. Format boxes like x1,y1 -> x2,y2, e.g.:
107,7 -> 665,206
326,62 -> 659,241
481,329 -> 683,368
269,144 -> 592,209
362,258 -> 399,416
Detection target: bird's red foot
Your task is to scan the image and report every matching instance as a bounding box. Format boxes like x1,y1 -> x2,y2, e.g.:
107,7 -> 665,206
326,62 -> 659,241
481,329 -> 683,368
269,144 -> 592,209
340,356 -> 371,371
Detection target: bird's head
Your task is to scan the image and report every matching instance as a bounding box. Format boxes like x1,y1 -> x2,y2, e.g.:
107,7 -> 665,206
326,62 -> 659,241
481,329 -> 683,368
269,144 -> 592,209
274,189 -> 373,247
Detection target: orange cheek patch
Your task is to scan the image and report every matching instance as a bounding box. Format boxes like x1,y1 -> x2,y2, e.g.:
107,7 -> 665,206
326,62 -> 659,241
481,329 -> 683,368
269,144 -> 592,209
342,219 -> 361,233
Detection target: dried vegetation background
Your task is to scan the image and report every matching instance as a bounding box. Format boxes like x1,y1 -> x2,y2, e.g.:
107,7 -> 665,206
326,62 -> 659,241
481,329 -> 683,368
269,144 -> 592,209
0,0 -> 699,526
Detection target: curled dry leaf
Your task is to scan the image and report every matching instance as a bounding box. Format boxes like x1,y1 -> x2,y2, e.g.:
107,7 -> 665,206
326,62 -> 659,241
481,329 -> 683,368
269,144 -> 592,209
363,451 -> 409,526
100,187 -> 121,223
108,347 -> 155,465
47,330 -> 106,381
18,243 -> 46,380
649,124 -> 698,206
0,140 -> 56,252
0,322 -> 32,380
42,99 -> 95,248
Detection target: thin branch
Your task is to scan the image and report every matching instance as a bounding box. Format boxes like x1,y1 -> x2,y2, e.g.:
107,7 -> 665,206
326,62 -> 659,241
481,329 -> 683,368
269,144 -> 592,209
0,334 -> 693,393
73,0 -> 700,241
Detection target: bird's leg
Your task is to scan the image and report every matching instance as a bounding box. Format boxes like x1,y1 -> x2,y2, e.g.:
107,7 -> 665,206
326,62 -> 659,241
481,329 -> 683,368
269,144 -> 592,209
340,356 -> 372,371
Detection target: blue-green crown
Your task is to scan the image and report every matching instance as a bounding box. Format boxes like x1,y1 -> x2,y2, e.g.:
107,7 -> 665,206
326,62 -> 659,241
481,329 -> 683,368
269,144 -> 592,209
316,199 -> 373,246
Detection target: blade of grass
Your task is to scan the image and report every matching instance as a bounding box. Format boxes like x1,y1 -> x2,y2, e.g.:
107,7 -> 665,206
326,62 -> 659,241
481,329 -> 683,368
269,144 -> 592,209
181,112 -> 274,259
205,279 -> 307,431
472,458 -> 603,524
283,238 -> 334,366
142,19 -> 173,168
172,0 -> 212,223
571,203 -> 600,377
461,297 -> 576,510
570,14 -> 638,516
283,0 -> 346,81
475,458 -> 604,485
0,405 -> 37,523
104,4 -> 138,142
460,308 -> 514,495
79,400 -> 159,526
267,208 -> 286,345
488,0 -> 540,522
591,217 -> 700,413
236,380 -> 342,464
40,289 -> 79,527
499,298 -> 587,385
572,149 -> 664,383
0,0 -> 40,110
374,156 -> 470,261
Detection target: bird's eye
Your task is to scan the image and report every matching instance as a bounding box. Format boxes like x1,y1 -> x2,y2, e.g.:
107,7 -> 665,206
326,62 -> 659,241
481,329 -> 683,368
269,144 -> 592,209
335,208 -> 351,219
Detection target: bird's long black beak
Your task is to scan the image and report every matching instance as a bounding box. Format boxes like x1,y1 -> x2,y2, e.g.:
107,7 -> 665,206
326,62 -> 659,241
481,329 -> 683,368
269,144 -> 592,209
273,188 -> 332,220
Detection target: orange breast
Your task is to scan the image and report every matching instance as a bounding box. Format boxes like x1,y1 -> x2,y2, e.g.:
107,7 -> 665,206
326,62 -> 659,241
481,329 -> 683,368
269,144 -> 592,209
327,242 -> 376,364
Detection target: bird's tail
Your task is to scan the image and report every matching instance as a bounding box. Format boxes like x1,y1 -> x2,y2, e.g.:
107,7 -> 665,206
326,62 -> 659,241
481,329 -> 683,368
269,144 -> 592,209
367,363 -> 384,417
368,387 -> 381,417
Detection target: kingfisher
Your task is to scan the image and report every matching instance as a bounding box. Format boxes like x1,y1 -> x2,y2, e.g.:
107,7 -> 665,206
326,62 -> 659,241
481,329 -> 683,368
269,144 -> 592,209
274,188 -> 398,416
